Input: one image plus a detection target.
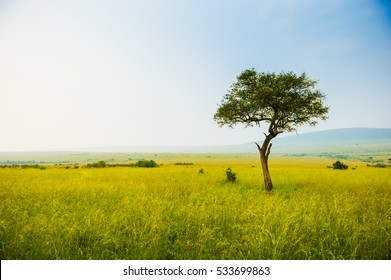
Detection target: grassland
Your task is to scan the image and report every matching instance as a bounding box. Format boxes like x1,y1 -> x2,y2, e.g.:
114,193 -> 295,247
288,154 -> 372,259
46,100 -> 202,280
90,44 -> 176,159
0,154 -> 390,260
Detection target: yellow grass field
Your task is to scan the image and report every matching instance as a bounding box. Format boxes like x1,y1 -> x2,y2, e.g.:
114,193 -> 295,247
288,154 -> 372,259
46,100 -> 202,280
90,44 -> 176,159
0,154 -> 390,259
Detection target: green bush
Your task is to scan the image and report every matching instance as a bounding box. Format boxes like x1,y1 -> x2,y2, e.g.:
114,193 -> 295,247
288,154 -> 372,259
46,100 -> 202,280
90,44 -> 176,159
225,168 -> 236,182
86,160 -> 158,168
332,160 -> 348,170
86,161 -> 107,168
134,160 -> 157,168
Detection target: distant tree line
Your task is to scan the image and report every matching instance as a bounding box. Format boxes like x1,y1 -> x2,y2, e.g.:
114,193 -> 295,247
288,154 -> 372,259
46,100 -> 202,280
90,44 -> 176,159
0,164 -> 46,169
0,160 -> 71,165
366,163 -> 390,168
86,160 -> 158,168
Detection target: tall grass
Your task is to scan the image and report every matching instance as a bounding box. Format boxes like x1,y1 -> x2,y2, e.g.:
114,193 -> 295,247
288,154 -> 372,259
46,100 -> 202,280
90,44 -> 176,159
0,157 -> 390,259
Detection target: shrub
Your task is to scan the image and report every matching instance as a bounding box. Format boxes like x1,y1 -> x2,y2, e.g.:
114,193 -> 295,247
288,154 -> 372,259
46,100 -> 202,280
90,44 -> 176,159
332,160 -> 348,170
225,168 -> 236,182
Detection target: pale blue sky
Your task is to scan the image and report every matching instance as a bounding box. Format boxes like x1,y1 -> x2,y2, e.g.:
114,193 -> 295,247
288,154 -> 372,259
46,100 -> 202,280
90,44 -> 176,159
0,0 -> 390,151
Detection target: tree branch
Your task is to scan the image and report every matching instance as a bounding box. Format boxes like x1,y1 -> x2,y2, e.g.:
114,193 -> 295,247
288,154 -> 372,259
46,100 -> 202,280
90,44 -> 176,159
266,143 -> 272,159
255,142 -> 262,153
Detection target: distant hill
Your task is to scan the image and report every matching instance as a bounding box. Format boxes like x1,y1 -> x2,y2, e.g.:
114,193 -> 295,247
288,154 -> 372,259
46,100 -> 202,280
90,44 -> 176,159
1,128 -> 390,164
60,128 -> 391,154
270,128 -> 391,152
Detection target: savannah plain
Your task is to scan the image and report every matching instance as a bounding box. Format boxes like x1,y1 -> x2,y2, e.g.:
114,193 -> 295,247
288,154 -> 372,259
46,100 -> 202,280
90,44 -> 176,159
0,152 -> 390,260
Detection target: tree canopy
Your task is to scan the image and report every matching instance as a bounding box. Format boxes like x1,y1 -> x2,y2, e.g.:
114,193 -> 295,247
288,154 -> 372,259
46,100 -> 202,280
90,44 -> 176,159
214,69 -> 329,137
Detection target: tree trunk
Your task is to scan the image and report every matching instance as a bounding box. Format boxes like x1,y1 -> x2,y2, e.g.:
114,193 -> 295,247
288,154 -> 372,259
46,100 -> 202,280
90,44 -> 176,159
256,135 -> 274,193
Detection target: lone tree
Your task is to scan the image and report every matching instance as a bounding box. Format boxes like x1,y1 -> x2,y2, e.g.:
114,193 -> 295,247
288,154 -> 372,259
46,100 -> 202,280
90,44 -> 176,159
214,69 -> 329,192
